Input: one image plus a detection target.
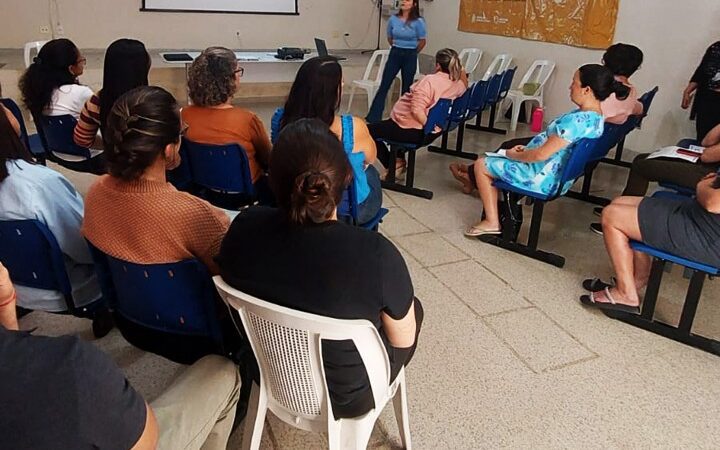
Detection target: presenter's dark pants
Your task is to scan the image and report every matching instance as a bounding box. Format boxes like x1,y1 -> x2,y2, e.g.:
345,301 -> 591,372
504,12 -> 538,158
367,119 -> 439,169
694,89 -> 720,142
366,47 -> 418,123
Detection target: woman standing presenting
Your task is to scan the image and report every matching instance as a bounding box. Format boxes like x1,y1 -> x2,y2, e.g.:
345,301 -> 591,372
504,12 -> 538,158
682,41 -> 720,142
365,0 -> 426,123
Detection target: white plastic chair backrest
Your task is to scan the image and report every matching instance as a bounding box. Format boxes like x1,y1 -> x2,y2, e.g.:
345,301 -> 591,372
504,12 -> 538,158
516,59 -> 556,95
482,53 -> 513,81
24,41 -> 48,68
459,48 -> 483,75
363,49 -> 390,84
213,276 -> 391,424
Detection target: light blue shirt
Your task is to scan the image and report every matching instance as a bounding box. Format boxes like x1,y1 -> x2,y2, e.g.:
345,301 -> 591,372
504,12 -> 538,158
387,15 -> 427,49
0,160 -> 100,312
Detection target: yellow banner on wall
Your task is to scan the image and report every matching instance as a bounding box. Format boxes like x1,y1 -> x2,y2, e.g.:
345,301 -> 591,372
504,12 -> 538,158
458,0 -> 619,50
458,0 -> 526,38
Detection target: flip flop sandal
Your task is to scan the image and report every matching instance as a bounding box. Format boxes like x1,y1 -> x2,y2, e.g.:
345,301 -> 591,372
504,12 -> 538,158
582,277 -> 617,292
579,288 -> 640,314
464,225 -> 502,237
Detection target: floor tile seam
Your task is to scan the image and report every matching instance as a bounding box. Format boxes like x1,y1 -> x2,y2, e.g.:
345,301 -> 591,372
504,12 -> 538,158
423,256 -> 473,270
527,303 -> 601,359
462,254 -> 540,306
372,419 -> 395,448
479,305 -> 537,319
541,354 -> 601,373
390,203 -> 474,260
425,269 -> 540,374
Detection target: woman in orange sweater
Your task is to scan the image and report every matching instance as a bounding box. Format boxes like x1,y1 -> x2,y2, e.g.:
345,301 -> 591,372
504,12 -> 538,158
182,47 -> 272,198
83,86 -> 231,362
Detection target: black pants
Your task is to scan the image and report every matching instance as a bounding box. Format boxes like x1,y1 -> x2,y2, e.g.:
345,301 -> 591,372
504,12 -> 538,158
694,89 -> 720,142
53,152 -> 106,175
621,153 -> 719,196
367,119 -> 439,168
467,136 -> 534,187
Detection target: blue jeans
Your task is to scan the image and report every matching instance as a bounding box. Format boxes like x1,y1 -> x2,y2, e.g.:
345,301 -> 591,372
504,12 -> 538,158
357,165 -> 383,224
366,47 -> 418,124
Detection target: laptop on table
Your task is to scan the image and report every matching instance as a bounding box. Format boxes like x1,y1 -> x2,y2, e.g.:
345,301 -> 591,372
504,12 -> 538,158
314,38 -> 347,61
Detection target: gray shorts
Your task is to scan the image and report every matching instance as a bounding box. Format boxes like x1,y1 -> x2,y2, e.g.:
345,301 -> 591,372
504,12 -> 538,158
638,197 -> 720,268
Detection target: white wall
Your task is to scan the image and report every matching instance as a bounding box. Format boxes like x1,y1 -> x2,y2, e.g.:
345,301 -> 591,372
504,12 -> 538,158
0,0 -> 380,50
421,0 -> 720,151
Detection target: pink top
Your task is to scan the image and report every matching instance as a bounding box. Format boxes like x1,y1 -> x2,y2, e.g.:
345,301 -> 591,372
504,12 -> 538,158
601,81 -> 643,125
390,72 -> 468,130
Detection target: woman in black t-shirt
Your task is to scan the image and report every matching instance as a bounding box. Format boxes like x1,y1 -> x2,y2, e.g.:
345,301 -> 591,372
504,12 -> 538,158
683,41 -> 720,141
217,118 -> 423,419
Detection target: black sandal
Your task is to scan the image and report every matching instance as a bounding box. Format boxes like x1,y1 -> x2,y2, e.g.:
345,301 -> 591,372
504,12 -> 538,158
581,277 -> 616,292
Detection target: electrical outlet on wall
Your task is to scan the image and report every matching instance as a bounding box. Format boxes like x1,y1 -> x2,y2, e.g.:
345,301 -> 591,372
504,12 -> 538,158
39,26 -> 50,34
56,25 -> 64,36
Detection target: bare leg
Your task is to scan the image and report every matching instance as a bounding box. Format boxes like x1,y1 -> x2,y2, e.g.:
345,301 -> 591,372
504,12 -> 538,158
634,250 -> 652,289
598,196 -> 645,306
449,163 -> 473,194
470,159 -> 501,231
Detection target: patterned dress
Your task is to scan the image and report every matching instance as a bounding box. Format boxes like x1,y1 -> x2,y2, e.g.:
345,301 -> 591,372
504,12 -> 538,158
484,109 -> 604,196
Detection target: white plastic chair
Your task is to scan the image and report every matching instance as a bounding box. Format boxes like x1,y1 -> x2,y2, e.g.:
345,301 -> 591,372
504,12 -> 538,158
346,50 -> 390,113
459,48 -> 483,81
504,60 -> 556,131
213,276 -> 412,450
481,53 -> 513,81
24,41 -> 49,68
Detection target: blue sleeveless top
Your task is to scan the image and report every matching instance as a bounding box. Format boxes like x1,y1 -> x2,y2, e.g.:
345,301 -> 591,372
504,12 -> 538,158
271,108 -> 370,203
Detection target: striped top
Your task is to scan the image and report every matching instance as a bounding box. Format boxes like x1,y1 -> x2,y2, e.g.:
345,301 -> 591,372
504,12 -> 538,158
73,92 -> 101,148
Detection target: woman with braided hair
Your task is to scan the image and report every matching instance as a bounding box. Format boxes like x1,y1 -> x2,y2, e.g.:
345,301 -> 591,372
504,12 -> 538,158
82,86 -> 232,362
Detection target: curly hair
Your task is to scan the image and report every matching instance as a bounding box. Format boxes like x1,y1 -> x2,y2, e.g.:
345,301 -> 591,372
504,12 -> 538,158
187,46 -> 238,106
104,86 -> 181,181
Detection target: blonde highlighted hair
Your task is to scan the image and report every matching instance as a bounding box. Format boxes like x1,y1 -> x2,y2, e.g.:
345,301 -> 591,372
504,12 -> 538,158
436,48 -> 463,81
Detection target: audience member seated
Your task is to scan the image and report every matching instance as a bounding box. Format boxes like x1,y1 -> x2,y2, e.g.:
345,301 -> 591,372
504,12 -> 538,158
589,123 -> 720,235
368,48 -> 468,175
217,119 -> 423,419
19,38 -> 91,120
82,86 -> 231,359
19,38 -> 105,172
452,43 -> 644,193
271,56 -> 382,224
458,65 -> 625,237
581,171 -> 720,313
73,38 -> 151,149
182,46 -> 272,198
599,43 -> 644,125
0,261 -> 241,450
0,102 -> 101,313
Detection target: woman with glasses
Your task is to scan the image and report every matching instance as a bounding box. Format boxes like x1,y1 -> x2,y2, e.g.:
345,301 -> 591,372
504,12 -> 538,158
83,86 -> 232,362
19,38 -> 91,120
182,46 -> 272,198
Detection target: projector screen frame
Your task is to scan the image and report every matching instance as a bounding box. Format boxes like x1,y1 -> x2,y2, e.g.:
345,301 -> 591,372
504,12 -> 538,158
140,0 -> 299,16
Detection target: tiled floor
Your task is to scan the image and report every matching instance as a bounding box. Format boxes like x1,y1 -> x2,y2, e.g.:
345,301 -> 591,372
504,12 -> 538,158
19,101 -> 720,448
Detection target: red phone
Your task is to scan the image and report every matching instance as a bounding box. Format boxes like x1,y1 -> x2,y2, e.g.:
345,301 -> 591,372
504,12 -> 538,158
677,148 -> 703,157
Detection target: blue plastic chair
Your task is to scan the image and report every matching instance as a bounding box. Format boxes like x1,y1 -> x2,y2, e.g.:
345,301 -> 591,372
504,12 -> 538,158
88,244 -> 227,363
602,239 -> 720,356
0,98 -> 46,163
467,68 -> 517,135
166,142 -> 194,192
0,219 -> 110,335
379,98 -> 453,199
35,114 -> 104,174
479,137 -> 600,267
338,177 -> 389,230
182,139 -> 256,209
427,84 -> 480,160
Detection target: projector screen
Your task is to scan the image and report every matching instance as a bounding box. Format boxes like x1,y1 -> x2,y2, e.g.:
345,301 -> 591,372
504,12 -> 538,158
141,0 -> 298,15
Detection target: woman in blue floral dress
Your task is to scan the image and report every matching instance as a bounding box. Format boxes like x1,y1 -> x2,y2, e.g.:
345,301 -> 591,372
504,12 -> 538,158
463,64 -> 630,236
